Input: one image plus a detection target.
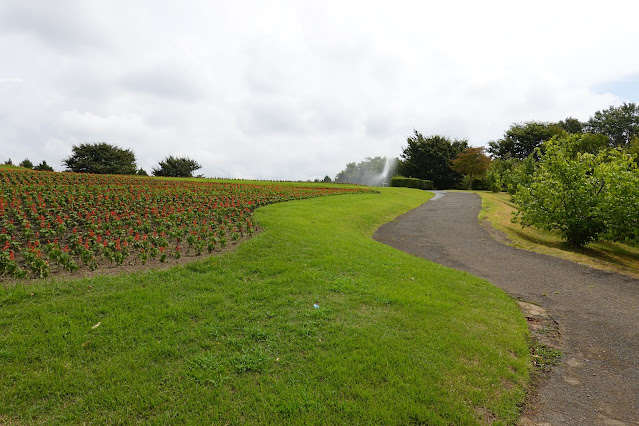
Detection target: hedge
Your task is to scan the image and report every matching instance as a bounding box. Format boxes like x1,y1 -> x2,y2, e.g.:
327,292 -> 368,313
390,176 -> 434,190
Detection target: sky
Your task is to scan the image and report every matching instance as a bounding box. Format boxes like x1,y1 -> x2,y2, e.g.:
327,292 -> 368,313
1,1 -> 639,180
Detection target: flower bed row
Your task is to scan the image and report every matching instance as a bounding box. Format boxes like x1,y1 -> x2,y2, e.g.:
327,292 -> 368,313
0,169 -> 368,280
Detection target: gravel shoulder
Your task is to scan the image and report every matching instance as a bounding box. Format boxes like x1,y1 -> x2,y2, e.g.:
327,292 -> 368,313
374,191 -> 639,425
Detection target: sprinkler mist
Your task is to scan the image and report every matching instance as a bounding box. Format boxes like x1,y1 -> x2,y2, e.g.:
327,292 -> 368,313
373,157 -> 395,187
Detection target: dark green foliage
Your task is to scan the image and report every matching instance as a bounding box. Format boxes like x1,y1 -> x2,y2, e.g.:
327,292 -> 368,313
3,159 -> 13,165
18,159 -> 33,169
63,142 -> 138,175
334,156 -> 397,186
512,134 -> 639,247
390,176 -> 434,190
398,131 -> 467,189
573,133 -> 610,154
136,168 -> 148,176
585,102 -> 639,147
488,122 -> 564,160
152,156 -> 202,178
557,117 -> 584,134
33,161 -> 54,171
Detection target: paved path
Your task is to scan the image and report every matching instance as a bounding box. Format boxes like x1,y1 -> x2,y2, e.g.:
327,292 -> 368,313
374,191 -> 639,425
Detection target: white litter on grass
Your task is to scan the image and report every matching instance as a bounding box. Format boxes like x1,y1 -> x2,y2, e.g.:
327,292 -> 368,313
92,322 -> 101,329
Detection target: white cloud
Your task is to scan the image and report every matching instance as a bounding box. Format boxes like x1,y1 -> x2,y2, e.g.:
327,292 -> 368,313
1,0 -> 638,179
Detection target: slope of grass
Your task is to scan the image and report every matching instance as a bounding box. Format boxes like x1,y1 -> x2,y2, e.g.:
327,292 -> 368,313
0,188 -> 530,424
478,191 -> 639,278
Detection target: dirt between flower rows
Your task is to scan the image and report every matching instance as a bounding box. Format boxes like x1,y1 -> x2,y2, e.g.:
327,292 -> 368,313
374,191 -> 639,425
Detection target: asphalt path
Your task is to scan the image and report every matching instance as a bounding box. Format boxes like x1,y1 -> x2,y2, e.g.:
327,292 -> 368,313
373,191 -> 639,425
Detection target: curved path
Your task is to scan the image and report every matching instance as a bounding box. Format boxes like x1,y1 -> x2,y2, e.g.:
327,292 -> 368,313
374,191 -> 639,425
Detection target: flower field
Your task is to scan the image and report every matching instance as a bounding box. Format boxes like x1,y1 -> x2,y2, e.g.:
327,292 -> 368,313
0,169 -> 368,280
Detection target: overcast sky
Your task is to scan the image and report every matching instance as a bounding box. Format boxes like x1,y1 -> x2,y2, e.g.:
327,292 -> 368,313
1,1 -> 638,180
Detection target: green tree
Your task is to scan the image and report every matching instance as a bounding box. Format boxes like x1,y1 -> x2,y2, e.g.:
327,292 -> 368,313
63,143 -> 137,175
398,132 -> 468,189
586,102 -> 639,148
19,159 -> 34,169
152,156 -> 202,178
512,134 -> 639,247
33,161 -> 54,171
557,117 -> 584,134
451,147 -> 491,190
488,122 -> 564,159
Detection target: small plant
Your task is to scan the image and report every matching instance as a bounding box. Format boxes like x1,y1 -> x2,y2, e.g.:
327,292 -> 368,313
531,341 -> 562,371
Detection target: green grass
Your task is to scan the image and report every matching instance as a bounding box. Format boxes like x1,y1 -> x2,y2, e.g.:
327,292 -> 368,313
477,191 -> 639,278
0,188 -> 530,424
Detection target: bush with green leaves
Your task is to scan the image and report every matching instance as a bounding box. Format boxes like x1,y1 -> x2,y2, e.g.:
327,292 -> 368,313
390,176 -> 434,190
152,156 -> 202,178
19,159 -> 33,169
63,142 -> 137,175
512,134 -> 639,247
33,161 -> 54,171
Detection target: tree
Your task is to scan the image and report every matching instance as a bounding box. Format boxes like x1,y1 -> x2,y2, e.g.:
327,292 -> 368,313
558,117 -> 584,134
152,156 -> 202,178
63,142 -> 137,175
19,159 -> 34,169
488,121 -> 564,159
4,159 -> 13,165
398,131 -> 468,189
451,147 -> 491,190
585,102 -> 639,148
33,161 -> 54,171
512,134 -> 639,247
334,156 -> 397,186
321,175 -> 332,183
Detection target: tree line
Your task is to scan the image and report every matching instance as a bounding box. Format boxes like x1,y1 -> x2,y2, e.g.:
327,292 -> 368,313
6,142 -> 203,178
334,102 -> 639,247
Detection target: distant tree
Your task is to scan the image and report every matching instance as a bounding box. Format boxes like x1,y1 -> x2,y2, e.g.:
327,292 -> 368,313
488,122 -> 564,159
4,158 -> 13,165
19,159 -> 34,169
33,161 -> 54,171
63,142 -> 137,174
585,102 -> 639,148
334,156 -> 397,186
136,168 -> 148,176
322,175 -> 332,183
558,117 -> 584,134
451,147 -> 491,190
335,162 -> 359,183
398,131 -> 468,189
152,156 -> 202,178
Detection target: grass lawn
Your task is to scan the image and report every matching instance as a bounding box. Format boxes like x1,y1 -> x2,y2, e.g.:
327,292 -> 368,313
477,191 -> 639,278
1,188 -> 530,424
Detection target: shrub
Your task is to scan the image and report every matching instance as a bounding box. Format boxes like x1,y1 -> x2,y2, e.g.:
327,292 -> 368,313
390,176 -> 434,190
512,134 -> 639,247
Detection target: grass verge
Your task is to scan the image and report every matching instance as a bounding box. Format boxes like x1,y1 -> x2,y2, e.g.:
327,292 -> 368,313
1,188 -> 529,424
477,191 -> 639,279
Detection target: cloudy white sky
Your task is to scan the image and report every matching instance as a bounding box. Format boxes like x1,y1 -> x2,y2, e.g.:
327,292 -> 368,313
1,1 -> 638,180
